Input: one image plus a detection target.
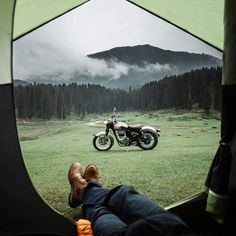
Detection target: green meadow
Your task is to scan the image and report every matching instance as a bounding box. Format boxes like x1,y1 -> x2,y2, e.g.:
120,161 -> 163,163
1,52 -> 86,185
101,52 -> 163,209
17,110 -> 220,221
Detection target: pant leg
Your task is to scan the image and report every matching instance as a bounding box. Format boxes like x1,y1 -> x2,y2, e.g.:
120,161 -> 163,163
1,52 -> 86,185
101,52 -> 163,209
106,185 -> 192,236
82,183 -> 192,236
89,206 -> 127,236
82,181 -> 109,207
82,182 -> 127,236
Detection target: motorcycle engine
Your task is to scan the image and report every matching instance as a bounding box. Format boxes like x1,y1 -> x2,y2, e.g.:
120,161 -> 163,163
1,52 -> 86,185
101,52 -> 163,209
115,129 -> 130,146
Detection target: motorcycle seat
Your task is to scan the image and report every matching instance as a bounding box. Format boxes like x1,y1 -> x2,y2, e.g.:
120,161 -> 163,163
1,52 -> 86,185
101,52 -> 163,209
128,125 -> 142,132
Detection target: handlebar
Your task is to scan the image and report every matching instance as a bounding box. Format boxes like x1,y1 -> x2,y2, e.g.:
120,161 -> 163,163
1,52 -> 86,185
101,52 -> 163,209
111,114 -> 117,123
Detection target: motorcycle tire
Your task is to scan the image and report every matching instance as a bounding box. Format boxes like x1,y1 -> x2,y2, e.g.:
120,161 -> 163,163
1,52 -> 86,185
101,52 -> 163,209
93,134 -> 114,151
138,131 -> 158,150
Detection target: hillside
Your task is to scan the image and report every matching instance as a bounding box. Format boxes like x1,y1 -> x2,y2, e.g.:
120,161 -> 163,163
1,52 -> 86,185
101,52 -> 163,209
86,44 -> 221,89
13,79 -> 30,87
15,44 -> 222,90
88,44 -> 221,69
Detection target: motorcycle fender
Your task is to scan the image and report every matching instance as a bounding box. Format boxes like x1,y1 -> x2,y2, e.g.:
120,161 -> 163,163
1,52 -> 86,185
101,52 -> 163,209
141,126 -> 157,135
94,131 -> 107,137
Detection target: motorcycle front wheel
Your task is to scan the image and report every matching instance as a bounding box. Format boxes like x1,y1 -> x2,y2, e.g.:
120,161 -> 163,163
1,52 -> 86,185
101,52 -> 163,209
138,131 -> 158,150
93,134 -> 114,151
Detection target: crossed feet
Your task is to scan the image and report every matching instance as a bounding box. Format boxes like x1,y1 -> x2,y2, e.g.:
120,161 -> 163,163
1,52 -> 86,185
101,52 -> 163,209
68,163 -> 99,208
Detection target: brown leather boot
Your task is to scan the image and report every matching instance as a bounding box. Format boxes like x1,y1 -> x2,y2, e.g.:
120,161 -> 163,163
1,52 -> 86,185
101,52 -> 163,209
84,164 -> 99,182
68,162 -> 87,208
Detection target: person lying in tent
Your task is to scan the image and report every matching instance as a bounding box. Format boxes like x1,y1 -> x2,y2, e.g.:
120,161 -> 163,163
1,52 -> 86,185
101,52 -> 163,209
68,162 -> 194,236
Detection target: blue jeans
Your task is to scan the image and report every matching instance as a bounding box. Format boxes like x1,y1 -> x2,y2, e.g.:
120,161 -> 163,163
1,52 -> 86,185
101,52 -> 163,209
82,182 -> 192,236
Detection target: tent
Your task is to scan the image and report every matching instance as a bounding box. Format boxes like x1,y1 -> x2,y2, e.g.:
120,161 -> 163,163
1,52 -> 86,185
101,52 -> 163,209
0,0 -> 235,235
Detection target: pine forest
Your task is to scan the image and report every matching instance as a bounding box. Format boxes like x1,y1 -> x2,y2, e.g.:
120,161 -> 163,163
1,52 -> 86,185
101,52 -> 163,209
14,67 -> 222,120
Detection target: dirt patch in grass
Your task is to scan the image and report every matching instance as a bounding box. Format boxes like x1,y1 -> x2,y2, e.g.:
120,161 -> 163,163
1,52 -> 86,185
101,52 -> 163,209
87,121 -> 104,127
20,129 -> 48,141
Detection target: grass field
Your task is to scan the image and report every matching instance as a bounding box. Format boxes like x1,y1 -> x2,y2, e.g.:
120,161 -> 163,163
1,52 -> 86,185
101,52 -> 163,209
17,110 -> 220,221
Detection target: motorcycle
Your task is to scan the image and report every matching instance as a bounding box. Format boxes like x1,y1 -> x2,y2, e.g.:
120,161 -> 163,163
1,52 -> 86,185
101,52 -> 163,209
93,110 -> 160,151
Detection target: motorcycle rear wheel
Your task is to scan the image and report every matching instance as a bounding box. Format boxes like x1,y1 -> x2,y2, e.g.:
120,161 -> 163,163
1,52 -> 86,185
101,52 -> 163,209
93,134 -> 114,151
138,131 -> 158,150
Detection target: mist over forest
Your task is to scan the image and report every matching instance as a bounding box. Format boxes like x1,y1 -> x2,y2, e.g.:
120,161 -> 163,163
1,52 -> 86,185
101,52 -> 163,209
14,44 -> 221,90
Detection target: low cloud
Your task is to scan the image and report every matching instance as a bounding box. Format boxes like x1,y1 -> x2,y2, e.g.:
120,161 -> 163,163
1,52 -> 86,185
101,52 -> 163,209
13,41 -> 171,83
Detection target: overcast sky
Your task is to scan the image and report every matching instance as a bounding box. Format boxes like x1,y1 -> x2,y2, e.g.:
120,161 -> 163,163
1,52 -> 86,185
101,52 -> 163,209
13,0 -> 222,81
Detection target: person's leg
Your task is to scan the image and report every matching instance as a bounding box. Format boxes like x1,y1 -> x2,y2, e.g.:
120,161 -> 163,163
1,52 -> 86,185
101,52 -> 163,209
82,181 -> 109,207
74,164 -> 192,235
89,206 -> 127,236
82,181 -> 127,236
105,185 -> 192,235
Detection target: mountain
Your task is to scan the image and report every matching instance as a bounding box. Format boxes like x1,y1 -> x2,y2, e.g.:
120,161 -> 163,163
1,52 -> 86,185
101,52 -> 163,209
13,79 -> 30,87
16,44 -> 222,90
88,44 -> 221,70
86,44 -> 222,89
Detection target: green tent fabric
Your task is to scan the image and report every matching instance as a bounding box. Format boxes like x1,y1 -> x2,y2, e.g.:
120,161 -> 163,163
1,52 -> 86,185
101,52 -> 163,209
0,0 -> 236,235
13,0 -> 87,40
0,0 -> 15,85
129,0 -> 224,51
